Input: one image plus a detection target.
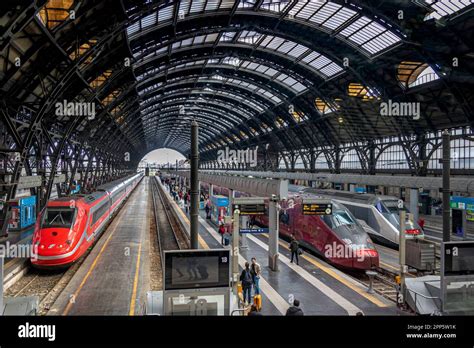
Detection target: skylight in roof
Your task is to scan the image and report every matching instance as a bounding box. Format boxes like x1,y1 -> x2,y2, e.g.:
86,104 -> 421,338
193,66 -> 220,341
126,0 -> 402,58
288,1 -> 402,56
238,31 -> 262,44
409,66 -> 440,88
424,0 -> 474,20
338,16 -> 402,56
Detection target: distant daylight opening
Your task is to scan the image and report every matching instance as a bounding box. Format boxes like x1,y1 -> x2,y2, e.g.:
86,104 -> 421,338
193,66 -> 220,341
139,148 -> 186,170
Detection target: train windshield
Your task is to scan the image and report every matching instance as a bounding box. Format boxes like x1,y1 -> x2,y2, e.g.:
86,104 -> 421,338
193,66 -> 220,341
42,208 -> 75,228
323,210 -> 356,228
322,209 -> 375,249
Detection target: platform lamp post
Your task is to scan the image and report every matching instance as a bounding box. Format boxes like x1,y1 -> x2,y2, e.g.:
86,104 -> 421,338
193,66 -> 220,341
190,119 -> 200,249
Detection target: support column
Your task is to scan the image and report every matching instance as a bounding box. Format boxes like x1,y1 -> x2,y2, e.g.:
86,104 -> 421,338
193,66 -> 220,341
268,200 -> 279,271
209,183 -> 214,197
190,120 -> 199,249
240,215 -> 249,249
228,189 -> 234,216
232,208 -> 240,296
410,188 -> 419,222
442,130 -> 451,242
349,184 -> 356,192
399,211 -> 407,298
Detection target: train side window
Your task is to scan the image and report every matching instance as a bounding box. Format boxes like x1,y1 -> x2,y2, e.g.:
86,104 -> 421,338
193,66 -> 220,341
92,202 -> 109,225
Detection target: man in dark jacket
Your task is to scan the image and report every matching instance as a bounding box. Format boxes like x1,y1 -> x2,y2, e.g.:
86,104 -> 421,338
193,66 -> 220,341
285,299 -> 304,316
240,262 -> 254,305
289,235 -> 299,265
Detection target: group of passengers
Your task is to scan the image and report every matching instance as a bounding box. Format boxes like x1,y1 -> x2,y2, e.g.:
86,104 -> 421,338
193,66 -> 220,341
240,257 -> 304,316
239,258 -> 262,305
164,179 -> 191,212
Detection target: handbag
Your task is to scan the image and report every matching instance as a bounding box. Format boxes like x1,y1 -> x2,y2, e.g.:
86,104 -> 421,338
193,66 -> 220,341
298,248 -> 303,256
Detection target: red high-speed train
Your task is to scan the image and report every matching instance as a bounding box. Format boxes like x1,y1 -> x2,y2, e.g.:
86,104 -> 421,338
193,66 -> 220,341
201,182 -> 378,270
253,191 -> 379,271
31,173 -> 143,268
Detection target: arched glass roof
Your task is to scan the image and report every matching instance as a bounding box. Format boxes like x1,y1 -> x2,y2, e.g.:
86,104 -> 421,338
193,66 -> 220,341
126,0 -> 404,57
132,30 -> 344,79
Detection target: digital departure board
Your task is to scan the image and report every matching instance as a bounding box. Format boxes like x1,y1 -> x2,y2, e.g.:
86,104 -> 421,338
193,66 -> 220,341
302,201 -> 333,215
233,203 -> 266,215
443,241 -> 474,276
164,250 -> 230,290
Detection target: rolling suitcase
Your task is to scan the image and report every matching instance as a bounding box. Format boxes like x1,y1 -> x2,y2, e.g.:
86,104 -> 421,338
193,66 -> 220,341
253,294 -> 262,311
223,233 -> 230,246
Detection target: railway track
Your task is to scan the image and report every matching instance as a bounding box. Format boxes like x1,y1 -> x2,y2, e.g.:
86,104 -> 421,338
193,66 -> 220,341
350,269 -> 396,303
151,177 -> 189,253
4,259 -> 83,315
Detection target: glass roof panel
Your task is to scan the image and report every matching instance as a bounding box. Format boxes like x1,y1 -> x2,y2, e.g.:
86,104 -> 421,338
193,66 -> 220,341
205,0 -> 221,11
424,0 -> 474,20
190,0 -> 206,13
127,0 -> 401,57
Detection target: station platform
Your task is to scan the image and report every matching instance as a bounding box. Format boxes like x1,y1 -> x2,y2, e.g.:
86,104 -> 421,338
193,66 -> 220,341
1,226 -> 34,291
48,177 -> 150,315
420,213 -> 474,241
164,186 -> 398,316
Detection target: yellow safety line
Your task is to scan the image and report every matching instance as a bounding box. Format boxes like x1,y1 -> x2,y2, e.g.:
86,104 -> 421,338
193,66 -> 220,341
260,235 -> 389,308
62,225 -> 117,315
129,242 -> 142,316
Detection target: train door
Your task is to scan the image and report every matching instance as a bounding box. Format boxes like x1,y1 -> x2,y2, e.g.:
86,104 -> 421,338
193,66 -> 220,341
279,209 -> 291,237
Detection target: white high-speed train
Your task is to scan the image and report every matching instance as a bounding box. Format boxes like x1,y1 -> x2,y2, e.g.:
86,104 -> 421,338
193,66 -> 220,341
289,185 -> 424,246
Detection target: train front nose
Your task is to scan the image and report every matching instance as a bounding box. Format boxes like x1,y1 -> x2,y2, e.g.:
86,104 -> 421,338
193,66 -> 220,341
353,248 -> 379,270
33,228 -> 72,257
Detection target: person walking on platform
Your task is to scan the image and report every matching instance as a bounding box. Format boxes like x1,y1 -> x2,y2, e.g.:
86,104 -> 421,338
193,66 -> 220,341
205,201 -> 211,219
218,222 -> 226,245
250,257 -> 262,295
285,299 -> 304,316
240,262 -> 254,305
289,235 -> 299,265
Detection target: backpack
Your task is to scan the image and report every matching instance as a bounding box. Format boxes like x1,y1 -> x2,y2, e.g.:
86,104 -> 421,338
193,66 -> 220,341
241,270 -> 253,287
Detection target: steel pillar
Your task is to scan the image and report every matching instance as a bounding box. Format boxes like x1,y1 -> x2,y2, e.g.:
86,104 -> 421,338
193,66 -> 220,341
442,130 -> 451,242
409,188 -> 419,222
268,200 -> 279,271
190,120 -> 199,249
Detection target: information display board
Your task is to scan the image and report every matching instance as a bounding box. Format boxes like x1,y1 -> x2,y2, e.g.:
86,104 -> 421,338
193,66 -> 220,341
164,249 -> 230,291
443,241 -> 474,276
302,199 -> 333,215
233,203 -> 266,215
441,241 -> 474,314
